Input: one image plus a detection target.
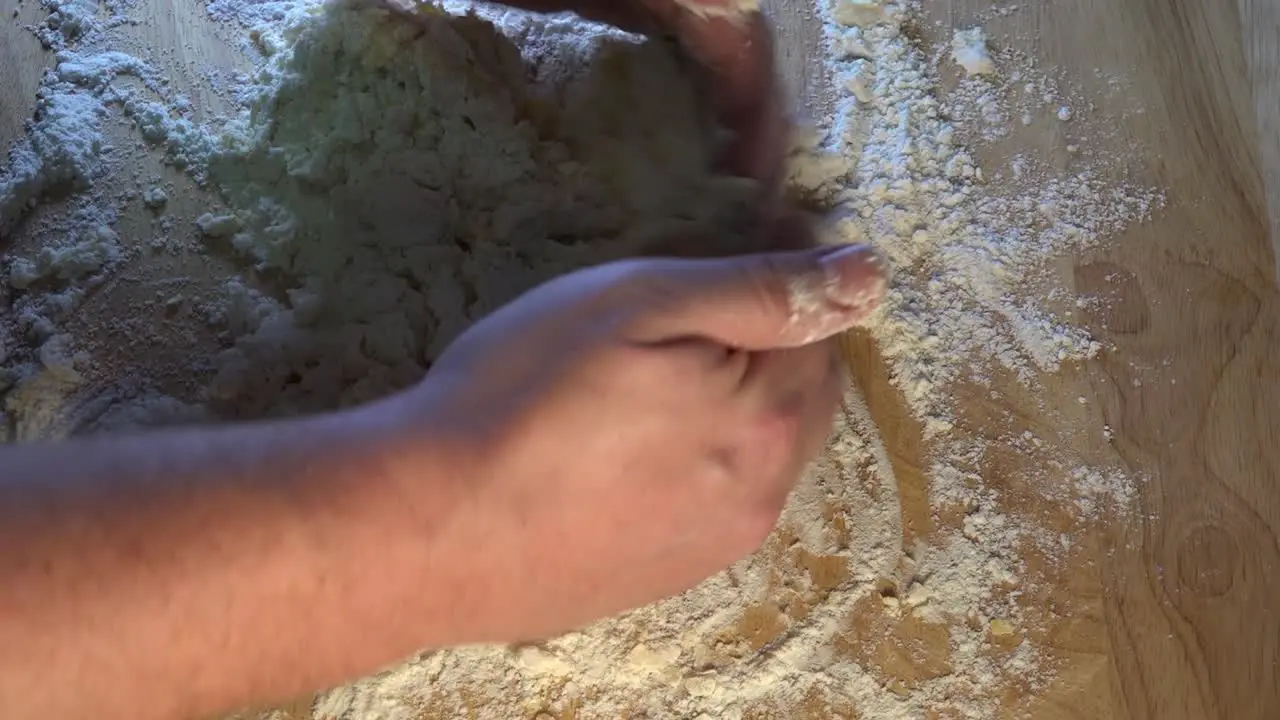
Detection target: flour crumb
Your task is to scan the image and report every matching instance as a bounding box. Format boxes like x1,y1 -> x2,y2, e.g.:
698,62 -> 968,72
0,82 -> 108,237
142,186 -> 167,210
28,0 -> 101,49
0,0 -> 1161,717
952,27 -> 998,76
844,58 -> 875,103
833,0 -> 889,28
195,212 -> 240,239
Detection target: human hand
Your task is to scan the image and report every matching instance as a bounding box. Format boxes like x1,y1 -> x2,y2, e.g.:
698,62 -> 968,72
498,0 -> 788,202
398,243 -> 886,643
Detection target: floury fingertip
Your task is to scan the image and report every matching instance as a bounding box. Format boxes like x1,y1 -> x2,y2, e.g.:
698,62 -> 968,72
670,0 -> 762,20
785,244 -> 889,344
819,243 -> 889,312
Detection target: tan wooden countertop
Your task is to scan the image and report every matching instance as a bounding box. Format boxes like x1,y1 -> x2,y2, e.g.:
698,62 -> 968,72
2,0 -> 1278,717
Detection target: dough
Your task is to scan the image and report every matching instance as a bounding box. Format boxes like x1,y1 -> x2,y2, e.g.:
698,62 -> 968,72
201,0 -> 758,418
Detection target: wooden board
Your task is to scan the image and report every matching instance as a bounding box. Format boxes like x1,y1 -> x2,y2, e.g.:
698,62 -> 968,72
2,0 -> 1278,718
830,1 -> 1280,718
1,0 -> 47,145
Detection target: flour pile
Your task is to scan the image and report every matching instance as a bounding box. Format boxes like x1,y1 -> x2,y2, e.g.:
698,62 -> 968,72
0,0 -> 1161,717
2,0 -> 757,427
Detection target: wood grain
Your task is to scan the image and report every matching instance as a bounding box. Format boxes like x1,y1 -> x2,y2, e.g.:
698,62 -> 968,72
899,1 -> 1280,718
1240,0 -> 1280,279
2,0 -> 1278,718
1,0 -> 50,149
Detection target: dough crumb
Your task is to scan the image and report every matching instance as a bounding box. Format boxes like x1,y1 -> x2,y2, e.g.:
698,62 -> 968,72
844,59 -> 875,103
833,0 -> 887,27
143,186 -> 168,209
195,212 -> 239,238
952,27 -> 997,76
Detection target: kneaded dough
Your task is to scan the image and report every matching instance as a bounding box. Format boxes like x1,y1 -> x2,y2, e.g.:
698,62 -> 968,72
202,0 -> 760,418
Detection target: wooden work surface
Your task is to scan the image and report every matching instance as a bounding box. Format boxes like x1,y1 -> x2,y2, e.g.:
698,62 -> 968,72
865,1 -> 1279,717
2,0 -> 1279,718
869,2 -> 1280,717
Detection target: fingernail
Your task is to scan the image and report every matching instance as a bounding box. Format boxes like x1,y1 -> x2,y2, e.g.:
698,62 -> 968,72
672,0 -> 762,20
819,244 -> 889,316
784,244 -> 889,345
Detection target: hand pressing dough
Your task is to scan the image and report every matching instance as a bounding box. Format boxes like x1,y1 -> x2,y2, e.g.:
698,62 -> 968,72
201,0 -> 760,418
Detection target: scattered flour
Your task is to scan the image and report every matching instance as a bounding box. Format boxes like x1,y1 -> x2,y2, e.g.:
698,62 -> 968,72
797,3 -> 1158,715
0,74 -> 110,237
0,0 -> 1160,717
27,0 -> 103,49
951,27 -> 997,76
309,385 -> 903,719
192,0 -> 755,417
142,185 -> 167,209
832,0 -> 889,28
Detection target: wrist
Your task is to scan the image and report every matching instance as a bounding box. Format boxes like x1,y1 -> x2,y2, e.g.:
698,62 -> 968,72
311,394 -> 486,648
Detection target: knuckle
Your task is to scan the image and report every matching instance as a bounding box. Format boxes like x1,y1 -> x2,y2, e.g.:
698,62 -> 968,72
606,260 -> 677,310
736,423 -> 800,515
582,261 -> 674,334
739,486 -> 789,549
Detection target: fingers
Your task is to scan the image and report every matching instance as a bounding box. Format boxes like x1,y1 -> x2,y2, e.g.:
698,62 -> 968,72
717,342 -> 841,523
655,6 -> 789,195
675,12 -> 786,187
494,0 -> 790,220
508,0 -> 787,188
623,244 -> 889,350
737,343 -> 842,446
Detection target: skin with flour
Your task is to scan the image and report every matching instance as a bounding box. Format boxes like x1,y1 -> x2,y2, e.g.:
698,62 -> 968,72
0,2 -> 889,719
0,246 -> 885,720
505,0 -> 788,189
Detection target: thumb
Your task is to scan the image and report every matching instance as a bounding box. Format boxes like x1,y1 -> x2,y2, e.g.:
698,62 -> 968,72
627,244 -> 888,349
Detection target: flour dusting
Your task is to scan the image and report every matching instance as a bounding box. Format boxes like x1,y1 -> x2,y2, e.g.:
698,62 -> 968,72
0,0 -> 1160,717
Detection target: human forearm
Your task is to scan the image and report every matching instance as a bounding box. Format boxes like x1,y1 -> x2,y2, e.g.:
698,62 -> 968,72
0,399 -> 468,720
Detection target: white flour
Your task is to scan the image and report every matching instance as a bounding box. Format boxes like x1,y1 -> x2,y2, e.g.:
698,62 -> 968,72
302,392 -> 903,720
0,0 -> 1161,717
198,0 -> 757,417
951,27 -> 996,77
0,68 -> 111,237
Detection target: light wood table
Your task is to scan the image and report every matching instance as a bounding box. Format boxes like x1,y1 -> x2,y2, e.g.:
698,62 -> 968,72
2,0 -> 1278,718
832,1 -> 1280,718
